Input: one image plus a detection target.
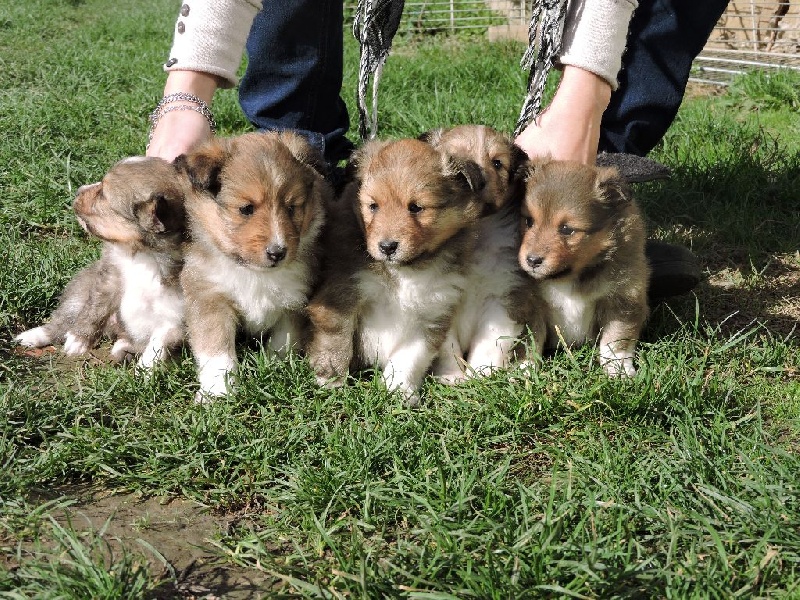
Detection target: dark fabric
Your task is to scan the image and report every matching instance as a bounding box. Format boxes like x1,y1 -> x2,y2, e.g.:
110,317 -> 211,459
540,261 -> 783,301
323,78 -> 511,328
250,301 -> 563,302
599,0 -> 731,155
239,0 -> 354,164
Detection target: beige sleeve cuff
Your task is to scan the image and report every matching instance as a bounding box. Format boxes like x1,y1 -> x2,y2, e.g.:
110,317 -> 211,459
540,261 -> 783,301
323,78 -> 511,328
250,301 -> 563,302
164,0 -> 263,89
558,0 -> 638,90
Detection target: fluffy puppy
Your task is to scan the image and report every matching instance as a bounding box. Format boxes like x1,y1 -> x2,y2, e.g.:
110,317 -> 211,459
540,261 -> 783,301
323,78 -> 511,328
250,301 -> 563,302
420,125 -> 534,381
419,125 -> 527,213
15,157 -> 188,368
175,131 -> 331,401
518,159 -> 649,376
306,138 -> 485,404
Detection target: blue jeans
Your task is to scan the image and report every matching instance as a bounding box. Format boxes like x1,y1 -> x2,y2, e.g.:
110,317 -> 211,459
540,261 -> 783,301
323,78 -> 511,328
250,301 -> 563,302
239,0 -> 353,165
599,0 -> 731,155
240,0 -> 728,160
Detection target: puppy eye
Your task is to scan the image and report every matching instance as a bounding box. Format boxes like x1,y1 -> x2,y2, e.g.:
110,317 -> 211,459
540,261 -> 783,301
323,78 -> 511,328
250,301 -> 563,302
286,205 -> 295,217
368,203 -> 379,213
559,224 -> 575,236
524,216 -> 534,228
491,159 -> 504,171
408,203 -> 423,214
239,204 -> 255,216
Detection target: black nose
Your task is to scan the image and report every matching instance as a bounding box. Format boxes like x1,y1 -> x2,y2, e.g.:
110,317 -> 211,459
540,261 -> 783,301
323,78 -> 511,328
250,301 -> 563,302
266,244 -> 287,263
526,255 -> 544,269
378,240 -> 399,257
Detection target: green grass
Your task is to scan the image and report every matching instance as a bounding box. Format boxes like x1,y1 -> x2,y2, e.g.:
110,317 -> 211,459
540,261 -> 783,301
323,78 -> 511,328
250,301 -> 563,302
2,0 -> 799,597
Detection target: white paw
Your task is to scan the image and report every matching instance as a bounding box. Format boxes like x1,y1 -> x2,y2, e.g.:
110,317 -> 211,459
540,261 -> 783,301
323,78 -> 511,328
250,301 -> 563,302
435,370 -> 467,385
110,338 -> 136,363
603,357 -> 637,378
137,346 -> 165,371
63,332 -> 91,356
315,375 -> 344,389
15,327 -> 52,348
196,354 -> 237,401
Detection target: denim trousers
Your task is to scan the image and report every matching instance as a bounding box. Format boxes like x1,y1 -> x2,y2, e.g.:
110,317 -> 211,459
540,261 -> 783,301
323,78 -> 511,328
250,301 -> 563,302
239,0 -> 729,162
238,0 -> 353,164
599,0 -> 731,155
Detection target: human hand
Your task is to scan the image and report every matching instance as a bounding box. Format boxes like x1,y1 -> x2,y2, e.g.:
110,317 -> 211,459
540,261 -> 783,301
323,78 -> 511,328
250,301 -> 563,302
146,70 -> 220,161
514,66 -> 612,165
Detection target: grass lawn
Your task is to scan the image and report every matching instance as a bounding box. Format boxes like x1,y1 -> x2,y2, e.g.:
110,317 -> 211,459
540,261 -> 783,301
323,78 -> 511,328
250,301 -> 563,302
1,0 -> 799,598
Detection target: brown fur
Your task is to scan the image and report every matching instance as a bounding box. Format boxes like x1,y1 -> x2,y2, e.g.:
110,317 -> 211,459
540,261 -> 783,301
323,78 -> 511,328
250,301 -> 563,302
517,159 -> 649,376
175,131 -> 331,400
420,124 -> 528,213
306,138 -> 485,403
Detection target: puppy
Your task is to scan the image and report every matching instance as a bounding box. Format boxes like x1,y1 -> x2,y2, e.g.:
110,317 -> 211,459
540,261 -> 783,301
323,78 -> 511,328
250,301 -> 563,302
306,138 -> 485,404
175,131 -> 331,401
517,159 -> 649,376
420,125 -> 534,381
15,157 -> 188,368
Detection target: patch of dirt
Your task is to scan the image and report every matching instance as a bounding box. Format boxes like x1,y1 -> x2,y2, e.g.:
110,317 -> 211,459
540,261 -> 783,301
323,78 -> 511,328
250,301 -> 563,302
21,488 -> 277,599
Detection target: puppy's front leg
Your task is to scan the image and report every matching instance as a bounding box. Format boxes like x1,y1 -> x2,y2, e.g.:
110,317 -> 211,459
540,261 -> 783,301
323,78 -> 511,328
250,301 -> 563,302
186,292 -> 238,401
432,327 -> 467,384
268,311 -> 304,359
384,338 -> 436,406
466,299 -> 524,376
598,321 -> 640,377
306,289 -> 357,388
138,324 -> 184,370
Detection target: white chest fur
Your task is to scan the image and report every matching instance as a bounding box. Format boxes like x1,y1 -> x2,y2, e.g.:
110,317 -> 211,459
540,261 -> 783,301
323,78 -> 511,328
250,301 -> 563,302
357,262 -> 466,365
204,251 -> 312,334
539,279 -> 601,346
111,247 -> 184,345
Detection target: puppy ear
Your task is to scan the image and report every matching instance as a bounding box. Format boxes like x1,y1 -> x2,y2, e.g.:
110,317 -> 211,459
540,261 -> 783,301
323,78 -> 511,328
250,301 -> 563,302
418,128 -> 445,146
443,155 -> 486,193
509,143 -> 530,177
276,131 -> 330,178
173,138 -> 231,196
135,191 -> 185,234
595,166 -> 632,211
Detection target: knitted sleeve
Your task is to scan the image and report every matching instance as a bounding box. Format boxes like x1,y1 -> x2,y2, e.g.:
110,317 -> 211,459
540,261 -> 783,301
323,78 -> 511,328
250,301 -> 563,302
558,0 -> 638,90
164,0 -> 263,88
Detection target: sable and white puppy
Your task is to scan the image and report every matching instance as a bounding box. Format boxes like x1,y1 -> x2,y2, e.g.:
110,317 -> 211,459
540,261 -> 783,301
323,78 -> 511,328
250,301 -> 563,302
175,131 -> 331,401
420,125 -> 534,381
518,159 -> 649,376
306,138 -> 485,404
15,157 -> 188,368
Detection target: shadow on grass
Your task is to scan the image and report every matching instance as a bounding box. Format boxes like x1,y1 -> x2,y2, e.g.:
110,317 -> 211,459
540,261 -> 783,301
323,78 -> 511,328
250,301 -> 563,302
639,134 -> 800,341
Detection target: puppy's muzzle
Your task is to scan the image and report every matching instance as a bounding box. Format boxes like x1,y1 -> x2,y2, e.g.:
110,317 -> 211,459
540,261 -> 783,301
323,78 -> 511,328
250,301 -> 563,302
266,243 -> 288,266
526,255 -> 544,270
378,240 -> 399,258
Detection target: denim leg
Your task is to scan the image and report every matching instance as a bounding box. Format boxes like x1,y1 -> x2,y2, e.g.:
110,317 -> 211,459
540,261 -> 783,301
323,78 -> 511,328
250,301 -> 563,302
239,0 -> 353,164
599,0 -> 730,155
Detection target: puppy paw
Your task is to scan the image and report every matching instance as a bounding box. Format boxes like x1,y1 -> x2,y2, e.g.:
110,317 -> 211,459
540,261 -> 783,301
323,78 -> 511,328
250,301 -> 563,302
15,327 -> 53,349
137,346 -> 166,371
110,338 -> 136,363
315,375 -> 345,389
63,332 -> 91,356
434,370 -> 467,385
602,357 -> 637,378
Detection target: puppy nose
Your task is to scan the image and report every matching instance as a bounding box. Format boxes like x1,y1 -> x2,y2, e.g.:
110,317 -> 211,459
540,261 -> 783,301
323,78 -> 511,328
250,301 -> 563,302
378,240 -> 399,257
266,244 -> 287,263
526,255 -> 544,269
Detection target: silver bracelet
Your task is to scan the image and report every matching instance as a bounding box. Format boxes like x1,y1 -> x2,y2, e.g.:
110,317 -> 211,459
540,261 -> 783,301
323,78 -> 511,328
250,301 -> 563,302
147,92 -> 217,148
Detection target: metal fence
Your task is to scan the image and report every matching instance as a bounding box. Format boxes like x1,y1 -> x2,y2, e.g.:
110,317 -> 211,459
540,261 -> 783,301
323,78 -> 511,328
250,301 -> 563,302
345,0 -> 800,85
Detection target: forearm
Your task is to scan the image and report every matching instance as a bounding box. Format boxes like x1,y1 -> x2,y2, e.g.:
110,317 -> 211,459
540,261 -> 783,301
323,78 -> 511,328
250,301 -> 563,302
164,0 -> 262,88
558,0 -> 638,90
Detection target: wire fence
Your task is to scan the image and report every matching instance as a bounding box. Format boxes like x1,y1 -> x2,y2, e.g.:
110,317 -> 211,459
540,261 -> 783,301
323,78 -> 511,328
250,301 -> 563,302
344,0 -> 800,85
